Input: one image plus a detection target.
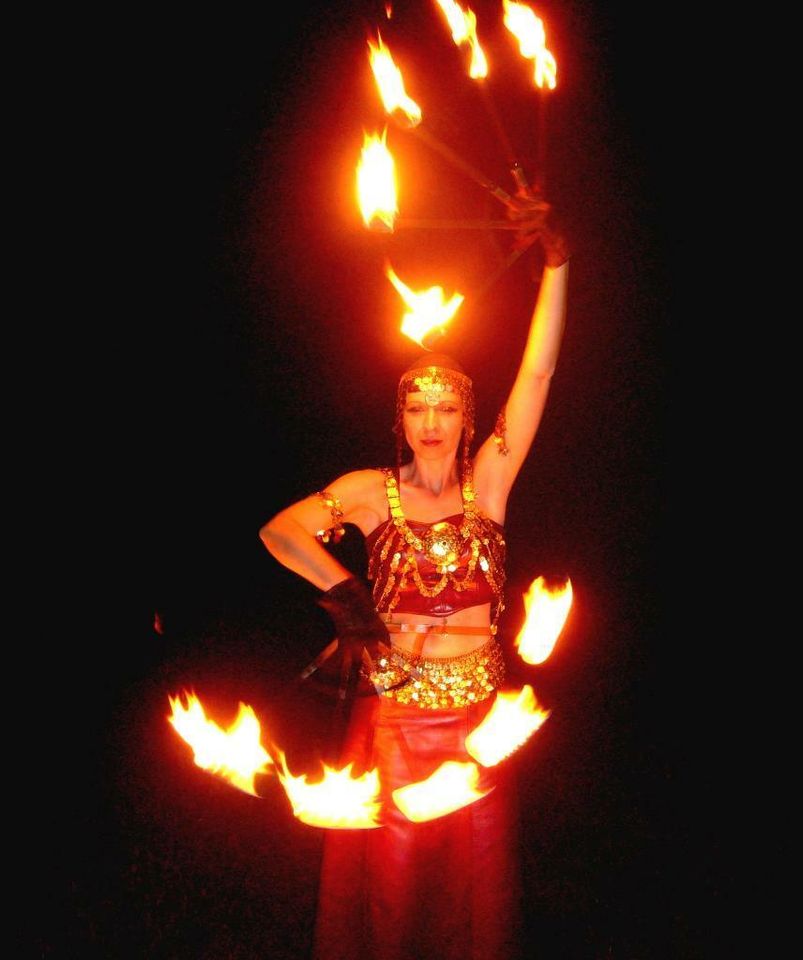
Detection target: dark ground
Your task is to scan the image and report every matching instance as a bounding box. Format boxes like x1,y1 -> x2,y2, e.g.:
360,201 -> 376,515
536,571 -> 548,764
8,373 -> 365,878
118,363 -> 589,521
42,2 -> 723,957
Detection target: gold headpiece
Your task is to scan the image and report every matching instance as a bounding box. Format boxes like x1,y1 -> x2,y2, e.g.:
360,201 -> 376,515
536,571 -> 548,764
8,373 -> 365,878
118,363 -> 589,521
399,365 -> 474,409
393,358 -> 476,475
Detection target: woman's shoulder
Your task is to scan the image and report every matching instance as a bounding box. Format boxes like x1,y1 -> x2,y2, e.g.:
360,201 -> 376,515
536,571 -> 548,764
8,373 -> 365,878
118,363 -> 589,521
326,468 -> 391,536
327,467 -> 389,495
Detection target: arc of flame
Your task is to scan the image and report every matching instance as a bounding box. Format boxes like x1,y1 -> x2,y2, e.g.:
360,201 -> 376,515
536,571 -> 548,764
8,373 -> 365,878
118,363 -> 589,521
434,0 -> 488,79
386,263 -> 464,347
357,128 -> 398,231
515,575 -> 573,665
276,753 -> 382,829
465,685 -> 550,766
368,33 -> 423,127
392,760 -> 491,822
167,691 -> 273,797
502,0 -> 557,89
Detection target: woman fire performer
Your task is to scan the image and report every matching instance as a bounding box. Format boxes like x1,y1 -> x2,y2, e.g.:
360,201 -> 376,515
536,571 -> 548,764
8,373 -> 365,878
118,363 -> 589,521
260,200 -> 569,960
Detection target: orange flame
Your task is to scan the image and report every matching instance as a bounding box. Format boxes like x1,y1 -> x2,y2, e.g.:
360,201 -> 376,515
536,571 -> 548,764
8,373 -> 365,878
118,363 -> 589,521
465,685 -> 550,766
434,0 -> 488,79
392,761 -> 491,821
502,0 -> 557,89
276,752 -> 382,829
357,128 -> 398,231
386,263 -> 464,347
368,33 -> 423,127
167,691 -> 273,797
515,575 -> 573,665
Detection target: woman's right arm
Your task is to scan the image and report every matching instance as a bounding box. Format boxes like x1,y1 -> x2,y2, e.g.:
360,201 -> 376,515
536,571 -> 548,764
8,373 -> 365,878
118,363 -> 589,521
259,469 -> 384,591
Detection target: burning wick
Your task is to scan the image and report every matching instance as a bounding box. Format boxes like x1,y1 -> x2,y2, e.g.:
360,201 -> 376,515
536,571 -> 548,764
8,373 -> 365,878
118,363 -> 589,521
465,685 -> 550,766
515,575 -> 573,665
167,691 -> 273,797
385,263 -> 464,348
357,128 -> 398,231
434,0 -> 488,79
392,761 -> 491,822
276,752 -> 382,829
368,32 -> 422,129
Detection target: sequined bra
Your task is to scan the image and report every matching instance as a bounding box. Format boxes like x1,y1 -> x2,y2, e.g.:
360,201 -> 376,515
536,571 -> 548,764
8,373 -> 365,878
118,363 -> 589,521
366,468 -> 506,628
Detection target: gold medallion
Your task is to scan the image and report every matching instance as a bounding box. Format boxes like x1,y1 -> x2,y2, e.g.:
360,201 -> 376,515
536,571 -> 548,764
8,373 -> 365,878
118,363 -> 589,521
422,521 -> 461,568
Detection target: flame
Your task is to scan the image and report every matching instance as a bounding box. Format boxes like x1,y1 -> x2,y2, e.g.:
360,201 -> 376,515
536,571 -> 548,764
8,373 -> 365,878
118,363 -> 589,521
167,691 -> 273,797
386,263 -> 464,347
502,0 -> 557,89
434,0 -> 488,79
368,33 -> 422,127
465,685 -> 550,766
392,761 -> 491,821
357,128 -> 398,231
276,752 -> 382,829
515,575 -> 573,665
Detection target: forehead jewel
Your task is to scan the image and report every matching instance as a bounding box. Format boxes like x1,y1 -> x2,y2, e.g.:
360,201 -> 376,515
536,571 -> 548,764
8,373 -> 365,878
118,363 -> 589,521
400,365 -> 472,394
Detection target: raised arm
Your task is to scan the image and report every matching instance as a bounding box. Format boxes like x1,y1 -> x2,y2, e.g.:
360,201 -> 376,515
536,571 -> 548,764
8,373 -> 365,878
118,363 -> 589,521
474,204 -> 569,516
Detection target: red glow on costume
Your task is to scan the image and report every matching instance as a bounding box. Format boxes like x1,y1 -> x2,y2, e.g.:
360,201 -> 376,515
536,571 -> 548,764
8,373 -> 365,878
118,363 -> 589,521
392,760 -> 491,821
434,0 -> 488,78
276,752 -> 382,829
357,128 -> 398,231
368,33 -> 422,127
514,575 -> 573,664
167,690 -> 273,796
385,263 -> 464,347
465,685 -> 550,766
502,0 -> 557,88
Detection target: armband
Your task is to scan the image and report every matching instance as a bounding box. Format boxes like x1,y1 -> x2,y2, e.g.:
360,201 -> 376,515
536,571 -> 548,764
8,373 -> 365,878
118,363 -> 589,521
493,406 -> 509,456
315,490 -> 346,544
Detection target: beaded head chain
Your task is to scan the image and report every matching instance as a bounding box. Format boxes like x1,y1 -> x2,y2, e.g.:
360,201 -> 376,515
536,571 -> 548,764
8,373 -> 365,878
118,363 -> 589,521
393,353 -> 476,477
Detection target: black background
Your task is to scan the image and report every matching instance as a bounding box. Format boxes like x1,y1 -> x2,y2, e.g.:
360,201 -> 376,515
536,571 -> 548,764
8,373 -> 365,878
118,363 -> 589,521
45,1 -> 719,957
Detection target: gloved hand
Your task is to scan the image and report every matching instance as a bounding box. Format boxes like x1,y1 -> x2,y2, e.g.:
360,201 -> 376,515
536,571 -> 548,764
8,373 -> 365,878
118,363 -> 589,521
316,575 -> 391,666
506,191 -> 570,267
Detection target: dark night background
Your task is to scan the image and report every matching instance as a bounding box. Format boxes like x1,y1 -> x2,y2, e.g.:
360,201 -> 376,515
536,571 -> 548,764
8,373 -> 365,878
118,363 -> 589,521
43,1 -> 722,957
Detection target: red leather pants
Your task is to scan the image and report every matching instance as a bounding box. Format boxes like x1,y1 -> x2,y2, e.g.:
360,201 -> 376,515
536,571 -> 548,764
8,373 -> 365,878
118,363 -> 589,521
312,694 -> 524,960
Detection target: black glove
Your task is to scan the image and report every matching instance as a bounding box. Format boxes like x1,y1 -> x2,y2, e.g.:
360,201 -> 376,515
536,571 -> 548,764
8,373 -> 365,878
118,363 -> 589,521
539,221 -> 570,268
507,191 -> 570,267
316,576 -> 390,665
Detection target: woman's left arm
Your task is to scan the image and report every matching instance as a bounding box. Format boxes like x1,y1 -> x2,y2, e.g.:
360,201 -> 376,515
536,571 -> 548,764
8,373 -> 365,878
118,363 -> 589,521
474,233 -> 569,514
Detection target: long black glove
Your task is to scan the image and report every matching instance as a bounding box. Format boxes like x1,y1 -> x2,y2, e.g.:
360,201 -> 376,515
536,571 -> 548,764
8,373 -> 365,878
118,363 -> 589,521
316,575 -> 391,665
507,192 -> 570,267
298,576 -> 392,702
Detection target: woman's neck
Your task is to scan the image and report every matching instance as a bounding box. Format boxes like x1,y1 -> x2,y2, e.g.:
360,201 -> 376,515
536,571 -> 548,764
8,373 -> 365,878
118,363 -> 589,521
402,455 -> 460,497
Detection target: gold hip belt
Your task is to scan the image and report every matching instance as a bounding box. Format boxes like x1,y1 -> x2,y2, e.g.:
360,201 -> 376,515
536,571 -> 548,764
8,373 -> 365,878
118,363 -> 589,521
364,637 -> 506,710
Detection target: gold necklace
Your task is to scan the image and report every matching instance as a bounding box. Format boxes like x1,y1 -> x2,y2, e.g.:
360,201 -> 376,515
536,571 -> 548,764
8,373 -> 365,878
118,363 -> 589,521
369,468 -> 506,630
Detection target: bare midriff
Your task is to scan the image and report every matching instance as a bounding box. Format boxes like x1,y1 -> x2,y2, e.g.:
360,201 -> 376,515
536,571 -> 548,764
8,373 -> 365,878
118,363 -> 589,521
381,602 -> 493,658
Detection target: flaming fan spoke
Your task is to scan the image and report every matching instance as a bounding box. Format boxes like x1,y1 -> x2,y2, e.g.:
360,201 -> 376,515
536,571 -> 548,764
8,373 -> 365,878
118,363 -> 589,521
358,11 -> 561,333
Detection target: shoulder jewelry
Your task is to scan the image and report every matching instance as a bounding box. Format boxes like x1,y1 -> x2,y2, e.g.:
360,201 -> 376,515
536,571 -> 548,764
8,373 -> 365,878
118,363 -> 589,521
315,489 -> 346,544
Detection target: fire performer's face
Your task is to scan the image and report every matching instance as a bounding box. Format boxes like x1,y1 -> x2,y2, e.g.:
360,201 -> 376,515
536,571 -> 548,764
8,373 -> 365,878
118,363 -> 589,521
403,391 -> 464,459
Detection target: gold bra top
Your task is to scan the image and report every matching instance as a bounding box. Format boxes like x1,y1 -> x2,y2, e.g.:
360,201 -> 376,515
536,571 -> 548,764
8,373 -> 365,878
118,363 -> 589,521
366,468 -> 506,630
